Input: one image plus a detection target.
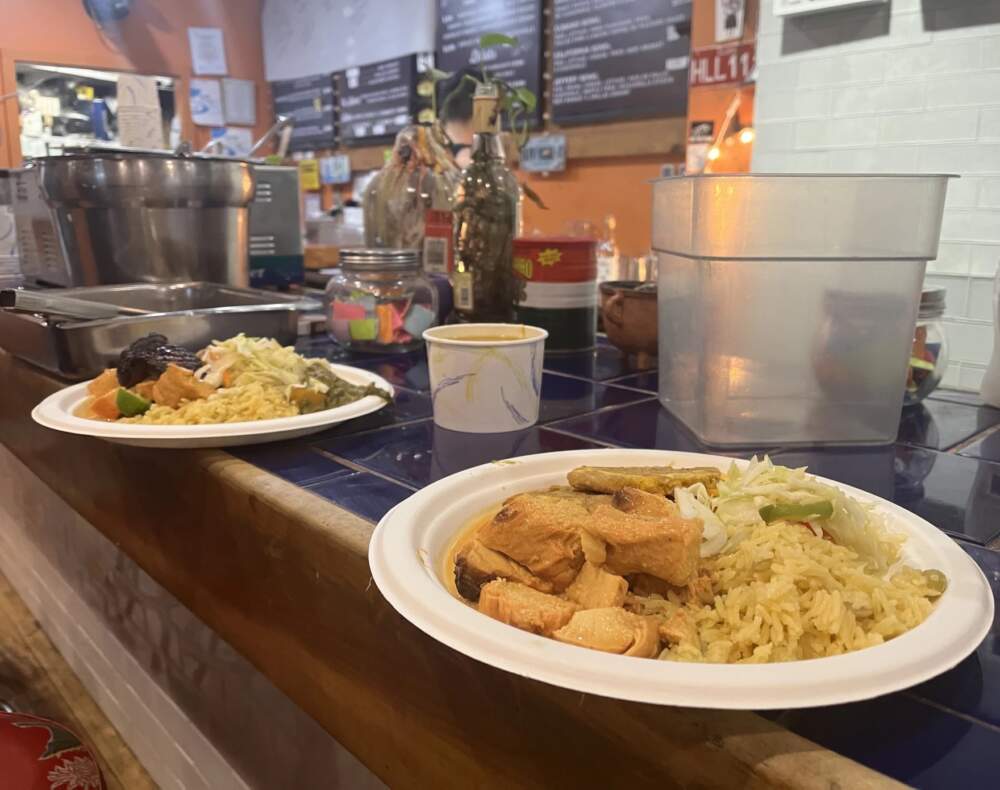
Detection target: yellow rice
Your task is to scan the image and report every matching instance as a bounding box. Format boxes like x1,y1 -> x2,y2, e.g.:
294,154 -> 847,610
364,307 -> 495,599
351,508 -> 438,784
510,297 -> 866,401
122,383 -> 298,425
636,521 -> 940,664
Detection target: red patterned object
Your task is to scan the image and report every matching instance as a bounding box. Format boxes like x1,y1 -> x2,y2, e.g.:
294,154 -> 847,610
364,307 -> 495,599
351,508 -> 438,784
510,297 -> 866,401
0,711 -> 105,790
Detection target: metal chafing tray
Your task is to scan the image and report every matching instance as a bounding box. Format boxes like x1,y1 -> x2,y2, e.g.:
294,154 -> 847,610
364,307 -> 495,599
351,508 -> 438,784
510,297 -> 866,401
0,281 -> 320,379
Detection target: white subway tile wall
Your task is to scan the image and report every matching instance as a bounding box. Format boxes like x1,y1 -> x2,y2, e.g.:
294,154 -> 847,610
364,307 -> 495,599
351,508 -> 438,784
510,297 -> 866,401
754,0 -> 1000,390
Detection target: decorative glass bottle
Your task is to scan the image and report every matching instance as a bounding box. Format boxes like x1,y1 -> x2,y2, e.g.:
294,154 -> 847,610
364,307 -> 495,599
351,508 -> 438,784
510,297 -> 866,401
362,124 -> 460,273
451,85 -> 522,322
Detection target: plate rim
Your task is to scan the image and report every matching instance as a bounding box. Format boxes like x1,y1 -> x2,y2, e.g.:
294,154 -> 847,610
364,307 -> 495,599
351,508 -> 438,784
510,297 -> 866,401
31,363 -> 394,441
369,447 -> 995,709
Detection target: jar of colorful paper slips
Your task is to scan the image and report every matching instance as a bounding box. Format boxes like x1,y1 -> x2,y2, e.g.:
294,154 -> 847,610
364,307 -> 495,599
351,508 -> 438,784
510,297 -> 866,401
324,248 -> 438,353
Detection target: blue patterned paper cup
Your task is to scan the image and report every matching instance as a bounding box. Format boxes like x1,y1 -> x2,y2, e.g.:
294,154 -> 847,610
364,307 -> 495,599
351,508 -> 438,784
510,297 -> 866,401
423,324 -> 547,433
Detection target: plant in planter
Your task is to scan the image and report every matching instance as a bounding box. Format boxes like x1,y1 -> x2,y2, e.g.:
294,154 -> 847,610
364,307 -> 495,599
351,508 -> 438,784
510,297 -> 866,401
364,32 -> 547,320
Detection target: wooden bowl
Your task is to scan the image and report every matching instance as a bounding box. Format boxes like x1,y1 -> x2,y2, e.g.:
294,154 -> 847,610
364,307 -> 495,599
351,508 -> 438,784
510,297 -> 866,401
600,281 -> 658,357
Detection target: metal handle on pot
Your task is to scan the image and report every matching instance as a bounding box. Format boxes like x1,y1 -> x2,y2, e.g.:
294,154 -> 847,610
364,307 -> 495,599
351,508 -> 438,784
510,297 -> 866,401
248,115 -> 294,157
197,116 -> 293,158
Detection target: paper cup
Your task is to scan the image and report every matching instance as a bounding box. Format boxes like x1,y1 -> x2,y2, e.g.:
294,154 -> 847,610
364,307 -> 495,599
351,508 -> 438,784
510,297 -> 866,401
423,323 -> 547,433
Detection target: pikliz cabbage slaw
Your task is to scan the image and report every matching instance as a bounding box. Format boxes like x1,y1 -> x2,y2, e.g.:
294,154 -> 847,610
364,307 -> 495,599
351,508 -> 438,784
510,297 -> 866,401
684,456 -> 904,572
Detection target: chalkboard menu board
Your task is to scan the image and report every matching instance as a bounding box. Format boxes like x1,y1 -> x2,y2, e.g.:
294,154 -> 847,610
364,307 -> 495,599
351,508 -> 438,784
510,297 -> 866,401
436,0 -> 543,126
337,54 -> 434,146
552,0 -> 692,126
270,73 -> 337,151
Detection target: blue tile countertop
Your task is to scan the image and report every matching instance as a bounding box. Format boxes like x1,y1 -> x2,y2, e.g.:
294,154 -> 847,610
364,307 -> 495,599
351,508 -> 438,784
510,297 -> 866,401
231,339 -> 1000,787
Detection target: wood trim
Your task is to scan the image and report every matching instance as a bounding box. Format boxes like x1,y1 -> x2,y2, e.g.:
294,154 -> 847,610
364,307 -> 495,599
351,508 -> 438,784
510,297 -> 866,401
557,116 -> 688,159
0,352 -> 902,790
0,571 -> 155,790
331,115 -> 687,175
339,144 -> 389,171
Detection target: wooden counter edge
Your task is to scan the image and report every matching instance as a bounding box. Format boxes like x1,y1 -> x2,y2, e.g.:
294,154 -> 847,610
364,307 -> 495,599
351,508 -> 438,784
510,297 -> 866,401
1,351 -> 902,790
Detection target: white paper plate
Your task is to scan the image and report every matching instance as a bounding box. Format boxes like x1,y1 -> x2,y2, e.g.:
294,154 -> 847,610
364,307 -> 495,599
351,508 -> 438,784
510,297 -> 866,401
32,364 -> 393,448
369,448 -> 994,709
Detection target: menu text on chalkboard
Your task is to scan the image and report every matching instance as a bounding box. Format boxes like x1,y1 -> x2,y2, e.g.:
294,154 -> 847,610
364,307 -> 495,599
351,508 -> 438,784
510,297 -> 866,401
337,53 -> 435,145
552,0 -> 692,126
436,0 -> 543,126
271,73 -> 337,151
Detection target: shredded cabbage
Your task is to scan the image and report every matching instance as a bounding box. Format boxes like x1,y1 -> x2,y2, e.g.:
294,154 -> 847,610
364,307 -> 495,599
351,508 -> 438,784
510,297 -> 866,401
704,455 -> 902,571
675,484 -> 727,558
197,334 -> 330,396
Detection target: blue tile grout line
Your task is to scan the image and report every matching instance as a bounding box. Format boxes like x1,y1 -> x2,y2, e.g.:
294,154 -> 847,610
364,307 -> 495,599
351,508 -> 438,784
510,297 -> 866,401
540,424 -> 623,449
543,397 -> 664,433
311,447 -> 420,493
904,692 -> 1000,737
544,394 -> 660,424
541,367 -> 654,392
953,422 -> 1000,455
602,380 -> 659,395
897,439 -> 1000,466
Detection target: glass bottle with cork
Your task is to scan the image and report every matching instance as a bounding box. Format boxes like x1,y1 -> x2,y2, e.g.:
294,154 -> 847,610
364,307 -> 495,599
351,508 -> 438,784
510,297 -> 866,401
450,83 -> 522,322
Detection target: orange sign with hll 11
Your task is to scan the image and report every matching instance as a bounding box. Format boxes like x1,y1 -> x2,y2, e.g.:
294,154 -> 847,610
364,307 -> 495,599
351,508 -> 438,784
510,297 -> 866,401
689,43 -> 756,87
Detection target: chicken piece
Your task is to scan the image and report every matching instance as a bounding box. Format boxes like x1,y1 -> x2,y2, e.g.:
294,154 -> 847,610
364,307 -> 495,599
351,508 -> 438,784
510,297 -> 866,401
628,570 -> 715,605
611,487 -> 676,518
477,580 -> 578,636
579,528 -> 607,565
658,609 -> 700,647
477,493 -> 589,591
151,363 -> 215,408
553,608 -> 660,658
87,368 -> 120,397
454,539 -> 554,601
88,388 -> 121,420
627,573 -> 676,599
132,380 -> 157,400
587,499 -> 702,586
564,562 -> 628,609
568,465 -> 722,497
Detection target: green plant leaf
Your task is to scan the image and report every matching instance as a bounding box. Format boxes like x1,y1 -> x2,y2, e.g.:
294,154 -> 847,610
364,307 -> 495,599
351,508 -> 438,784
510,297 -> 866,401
480,33 -> 518,48
520,181 -> 548,210
424,67 -> 452,83
461,73 -> 484,89
516,117 -> 530,150
514,87 -> 537,111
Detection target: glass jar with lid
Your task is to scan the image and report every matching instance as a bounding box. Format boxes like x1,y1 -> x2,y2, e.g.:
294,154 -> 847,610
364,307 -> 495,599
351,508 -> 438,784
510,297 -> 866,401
905,287 -> 948,406
324,248 -> 438,353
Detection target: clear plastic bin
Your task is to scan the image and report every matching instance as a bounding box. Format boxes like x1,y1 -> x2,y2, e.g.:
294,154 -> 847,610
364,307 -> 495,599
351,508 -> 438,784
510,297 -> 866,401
653,174 -> 953,447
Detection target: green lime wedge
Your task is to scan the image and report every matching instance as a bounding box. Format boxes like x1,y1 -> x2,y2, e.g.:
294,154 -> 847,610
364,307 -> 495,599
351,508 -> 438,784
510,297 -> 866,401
116,387 -> 151,417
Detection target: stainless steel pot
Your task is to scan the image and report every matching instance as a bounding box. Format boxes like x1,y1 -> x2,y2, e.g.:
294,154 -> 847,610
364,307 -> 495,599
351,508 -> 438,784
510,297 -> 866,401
37,149 -> 255,286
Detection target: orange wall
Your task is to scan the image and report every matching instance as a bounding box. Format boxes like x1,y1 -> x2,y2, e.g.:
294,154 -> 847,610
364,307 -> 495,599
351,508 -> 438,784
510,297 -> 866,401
521,155 -> 670,257
0,0 -> 270,168
519,1 -> 759,256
